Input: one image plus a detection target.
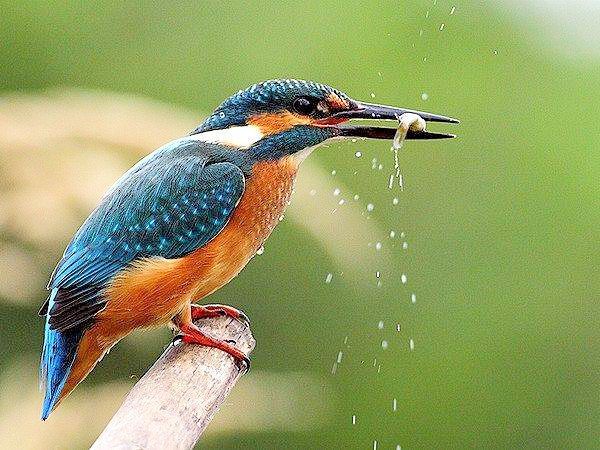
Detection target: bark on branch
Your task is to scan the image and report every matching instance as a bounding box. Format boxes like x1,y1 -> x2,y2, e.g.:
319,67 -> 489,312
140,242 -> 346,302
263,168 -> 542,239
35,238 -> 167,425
91,316 -> 255,450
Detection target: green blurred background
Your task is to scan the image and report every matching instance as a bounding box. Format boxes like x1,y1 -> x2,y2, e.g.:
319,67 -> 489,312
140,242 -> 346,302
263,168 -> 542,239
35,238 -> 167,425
1,1 -> 599,448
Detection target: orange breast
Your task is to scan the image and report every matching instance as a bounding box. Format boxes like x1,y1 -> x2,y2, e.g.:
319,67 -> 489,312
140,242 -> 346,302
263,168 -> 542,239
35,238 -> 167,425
95,156 -> 300,340
59,156 -> 301,407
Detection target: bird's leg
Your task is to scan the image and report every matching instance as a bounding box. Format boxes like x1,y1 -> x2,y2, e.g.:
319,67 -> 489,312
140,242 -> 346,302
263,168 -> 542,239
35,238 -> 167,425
173,306 -> 250,370
190,303 -> 249,325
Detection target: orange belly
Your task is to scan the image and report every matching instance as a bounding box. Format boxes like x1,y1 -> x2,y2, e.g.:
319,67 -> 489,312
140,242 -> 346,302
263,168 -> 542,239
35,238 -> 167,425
57,156 -> 300,404
87,156 -> 299,346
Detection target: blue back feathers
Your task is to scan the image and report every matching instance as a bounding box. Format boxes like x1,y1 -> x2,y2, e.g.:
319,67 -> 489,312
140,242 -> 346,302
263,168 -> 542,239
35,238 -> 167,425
40,138 -> 250,418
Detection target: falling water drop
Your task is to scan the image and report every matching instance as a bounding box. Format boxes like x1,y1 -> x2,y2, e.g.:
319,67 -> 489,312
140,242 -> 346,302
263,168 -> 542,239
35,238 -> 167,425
411,293 -> 417,304
333,188 -> 341,196
325,273 -> 333,283
355,151 -> 362,158
421,92 -> 429,101
378,320 -> 384,329
392,197 -> 399,206
381,340 -> 388,350
401,274 -> 407,284
409,338 -> 415,351
450,5 -> 456,14
256,246 -> 264,255
375,242 -> 382,251
389,230 -> 396,238
366,203 -> 375,212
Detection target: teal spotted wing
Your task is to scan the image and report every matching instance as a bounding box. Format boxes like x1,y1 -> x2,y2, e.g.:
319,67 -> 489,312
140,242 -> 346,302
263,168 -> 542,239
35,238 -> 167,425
41,139 -> 246,332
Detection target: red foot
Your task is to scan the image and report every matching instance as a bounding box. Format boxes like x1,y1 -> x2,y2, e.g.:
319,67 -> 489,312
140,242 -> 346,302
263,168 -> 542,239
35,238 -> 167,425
191,304 -> 249,325
178,322 -> 250,371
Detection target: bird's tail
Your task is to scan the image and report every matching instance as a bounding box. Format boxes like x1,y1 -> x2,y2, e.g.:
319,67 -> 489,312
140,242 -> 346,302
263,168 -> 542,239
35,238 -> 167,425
40,289 -> 84,420
40,326 -> 84,419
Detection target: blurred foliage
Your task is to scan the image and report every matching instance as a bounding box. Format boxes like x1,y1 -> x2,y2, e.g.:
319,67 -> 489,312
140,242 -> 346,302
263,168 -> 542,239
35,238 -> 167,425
1,1 -> 599,449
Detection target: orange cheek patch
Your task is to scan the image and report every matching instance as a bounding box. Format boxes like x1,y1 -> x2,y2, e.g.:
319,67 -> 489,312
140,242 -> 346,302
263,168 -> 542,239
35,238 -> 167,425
248,111 -> 311,135
327,92 -> 350,110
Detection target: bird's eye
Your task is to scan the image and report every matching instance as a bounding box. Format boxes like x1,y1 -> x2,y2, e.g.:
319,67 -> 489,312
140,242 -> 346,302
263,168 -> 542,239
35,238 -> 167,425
292,97 -> 316,115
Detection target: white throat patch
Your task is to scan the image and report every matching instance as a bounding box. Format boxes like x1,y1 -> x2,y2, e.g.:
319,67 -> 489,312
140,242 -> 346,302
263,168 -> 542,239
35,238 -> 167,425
190,125 -> 264,148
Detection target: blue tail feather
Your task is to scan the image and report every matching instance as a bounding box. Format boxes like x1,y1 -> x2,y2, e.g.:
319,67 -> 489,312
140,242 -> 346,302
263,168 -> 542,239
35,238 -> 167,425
40,290 -> 84,420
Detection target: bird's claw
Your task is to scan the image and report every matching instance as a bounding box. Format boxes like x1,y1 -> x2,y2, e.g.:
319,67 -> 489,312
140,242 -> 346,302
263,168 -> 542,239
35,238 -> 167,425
236,355 -> 251,373
191,304 -> 250,326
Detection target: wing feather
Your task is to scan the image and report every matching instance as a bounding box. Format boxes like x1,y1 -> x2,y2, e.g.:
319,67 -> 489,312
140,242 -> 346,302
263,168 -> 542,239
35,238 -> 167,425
43,139 -> 246,332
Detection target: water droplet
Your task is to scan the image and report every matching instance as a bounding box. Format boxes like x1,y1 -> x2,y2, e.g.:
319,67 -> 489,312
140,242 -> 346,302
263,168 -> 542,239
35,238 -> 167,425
351,138 -> 357,143
325,273 -> 333,283
419,28 -> 423,37
450,5 -> 456,14
309,189 -> 317,196
352,414 -> 356,425
378,320 -> 384,329
366,203 -> 375,212
493,49 -> 498,55
389,230 -> 396,238
392,197 -> 399,205
411,293 -> 417,304
439,23 -> 445,31
401,273 -> 407,284
331,170 -> 336,176
402,241 -> 408,249
353,194 -> 360,201
375,271 -> 381,278
396,323 -> 401,332
355,151 -> 362,158
375,242 -> 382,251
333,188 -> 341,196
256,246 -> 264,255
331,362 -> 337,374
381,340 -> 388,350
409,338 -> 415,351
374,440 -> 378,450
400,231 -> 406,238
337,351 -> 343,363
370,92 -> 376,98
393,398 -> 397,411
388,174 -> 394,189
421,92 -> 429,101
377,163 -> 383,170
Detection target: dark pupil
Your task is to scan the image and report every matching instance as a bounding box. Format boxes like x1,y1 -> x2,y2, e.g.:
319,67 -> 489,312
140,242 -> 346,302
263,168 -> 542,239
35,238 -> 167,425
293,97 -> 315,115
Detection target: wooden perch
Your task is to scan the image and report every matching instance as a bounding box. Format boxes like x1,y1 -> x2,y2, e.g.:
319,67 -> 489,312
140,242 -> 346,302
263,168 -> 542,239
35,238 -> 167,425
91,316 -> 255,450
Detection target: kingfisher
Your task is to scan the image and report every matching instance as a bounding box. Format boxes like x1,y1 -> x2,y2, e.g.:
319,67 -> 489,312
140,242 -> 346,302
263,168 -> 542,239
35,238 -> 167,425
39,79 -> 457,419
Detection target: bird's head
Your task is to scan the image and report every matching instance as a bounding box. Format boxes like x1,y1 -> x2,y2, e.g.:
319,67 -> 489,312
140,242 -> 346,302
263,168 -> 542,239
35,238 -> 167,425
191,79 -> 458,161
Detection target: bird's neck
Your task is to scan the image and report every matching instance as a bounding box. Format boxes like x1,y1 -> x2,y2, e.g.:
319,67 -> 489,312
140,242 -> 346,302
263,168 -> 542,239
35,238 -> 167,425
190,125 -> 336,163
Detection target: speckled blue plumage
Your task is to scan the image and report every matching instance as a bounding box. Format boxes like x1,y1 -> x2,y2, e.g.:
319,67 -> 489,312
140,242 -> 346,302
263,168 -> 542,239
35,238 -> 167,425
40,138 -> 252,418
39,79 -> 344,419
195,79 -> 351,133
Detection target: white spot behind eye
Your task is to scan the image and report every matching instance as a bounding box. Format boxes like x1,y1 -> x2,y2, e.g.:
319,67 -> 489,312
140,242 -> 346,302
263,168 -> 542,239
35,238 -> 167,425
190,125 -> 264,148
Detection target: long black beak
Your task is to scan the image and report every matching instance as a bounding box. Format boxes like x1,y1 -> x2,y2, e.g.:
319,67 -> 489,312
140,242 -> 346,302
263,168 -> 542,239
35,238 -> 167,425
332,101 -> 459,140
